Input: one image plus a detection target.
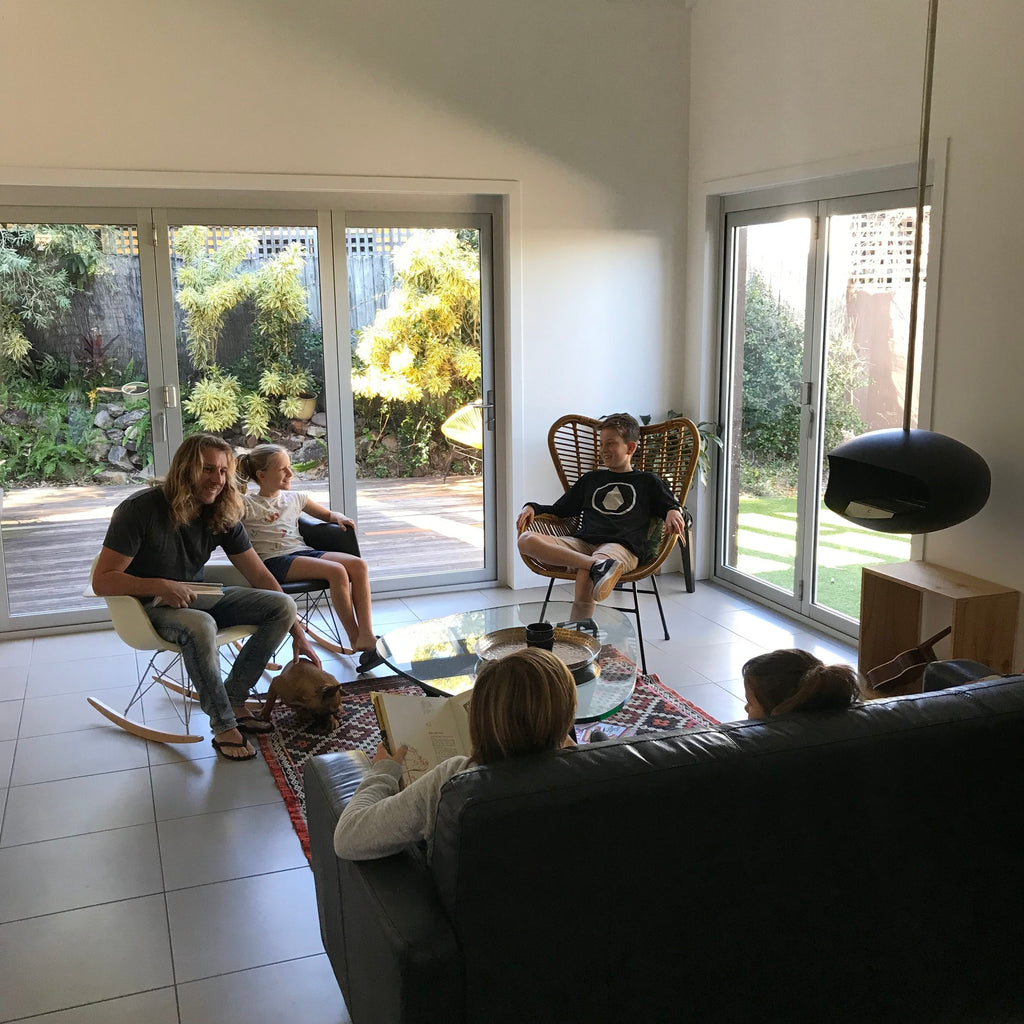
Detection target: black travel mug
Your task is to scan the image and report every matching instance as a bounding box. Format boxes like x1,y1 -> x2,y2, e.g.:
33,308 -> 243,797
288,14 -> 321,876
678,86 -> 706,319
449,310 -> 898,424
525,622 -> 555,651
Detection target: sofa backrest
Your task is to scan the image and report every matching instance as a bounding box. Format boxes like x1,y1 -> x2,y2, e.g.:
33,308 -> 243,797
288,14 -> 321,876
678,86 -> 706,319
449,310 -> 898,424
430,676 -> 1024,1024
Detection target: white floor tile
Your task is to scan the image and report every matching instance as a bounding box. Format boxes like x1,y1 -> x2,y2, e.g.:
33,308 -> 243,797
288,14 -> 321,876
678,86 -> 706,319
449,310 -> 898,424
0,824 -> 163,923
791,631 -> 859,666
167,867 -> 324,982
674,638 -> 768,683
0,699 -> 22,742
715,607 -> 806,649
158,802 -> 307,890
0,661 -> 29,701
671,681 -> 748,724
0,738 -> 14,786
646,607 -> 740,647
177,954 -> 351,1024
12,725 -> 150,786
0,638 -> 33,667
149,749 -> 281,821
4,987 -> 180,1024
24,653 -> 142,698
30,629 -> 125,664
19,685 -> 140,738
0,895 -> 173,1020
1,767 -> 155,847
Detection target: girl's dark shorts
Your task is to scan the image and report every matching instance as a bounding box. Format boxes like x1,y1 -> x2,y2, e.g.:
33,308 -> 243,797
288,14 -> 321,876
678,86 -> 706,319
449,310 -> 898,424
263,549 -> 327,584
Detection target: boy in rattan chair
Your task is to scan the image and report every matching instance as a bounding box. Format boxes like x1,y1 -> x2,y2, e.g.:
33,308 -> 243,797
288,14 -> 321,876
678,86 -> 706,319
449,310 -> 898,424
516,413 -> 685,623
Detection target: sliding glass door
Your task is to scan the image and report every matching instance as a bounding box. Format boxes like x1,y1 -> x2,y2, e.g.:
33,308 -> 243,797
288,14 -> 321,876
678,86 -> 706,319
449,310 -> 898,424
0,201 -> 499,635
338,215 -> 495,591
717,190 -> 922,633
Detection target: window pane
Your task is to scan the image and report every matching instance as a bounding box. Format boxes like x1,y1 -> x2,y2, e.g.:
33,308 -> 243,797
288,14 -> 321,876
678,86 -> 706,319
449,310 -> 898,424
813,208 -> 920,618
167,224 -> 330,561
723,218 -> 811,599
345,226 -> 484,582
0,223 -> 153,619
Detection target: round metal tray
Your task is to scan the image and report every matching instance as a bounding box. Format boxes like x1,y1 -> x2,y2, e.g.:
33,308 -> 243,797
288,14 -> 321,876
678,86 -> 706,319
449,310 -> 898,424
476,626 -> 601,673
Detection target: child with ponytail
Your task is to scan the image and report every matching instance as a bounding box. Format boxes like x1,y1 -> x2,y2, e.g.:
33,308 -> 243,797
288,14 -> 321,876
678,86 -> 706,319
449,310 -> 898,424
742,648 -> 863,719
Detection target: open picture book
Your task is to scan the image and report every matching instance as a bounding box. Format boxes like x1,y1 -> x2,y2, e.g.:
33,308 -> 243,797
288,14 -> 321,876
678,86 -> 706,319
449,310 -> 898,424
371,689 -> 473,786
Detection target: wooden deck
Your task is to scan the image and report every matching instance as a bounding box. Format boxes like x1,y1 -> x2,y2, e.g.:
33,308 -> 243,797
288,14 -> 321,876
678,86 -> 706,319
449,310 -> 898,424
1,476 -> 484,619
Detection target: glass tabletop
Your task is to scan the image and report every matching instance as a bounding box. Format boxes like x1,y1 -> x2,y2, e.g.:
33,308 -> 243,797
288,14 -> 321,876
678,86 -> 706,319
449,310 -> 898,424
375,602 -> 640,723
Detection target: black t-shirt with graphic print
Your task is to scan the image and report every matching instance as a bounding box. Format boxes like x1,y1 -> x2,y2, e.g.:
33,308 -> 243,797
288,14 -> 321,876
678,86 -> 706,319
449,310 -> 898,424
102,486 -> 251,584
527,469 -> 680,557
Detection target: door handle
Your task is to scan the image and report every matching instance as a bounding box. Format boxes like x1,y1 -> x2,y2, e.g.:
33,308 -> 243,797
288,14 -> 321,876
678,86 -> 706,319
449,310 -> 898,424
481,389 -> 495,430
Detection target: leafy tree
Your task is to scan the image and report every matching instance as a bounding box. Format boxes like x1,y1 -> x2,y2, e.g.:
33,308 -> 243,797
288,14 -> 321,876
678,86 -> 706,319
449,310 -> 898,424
175,228 -> 317,435
740,269 -> 865,487
0,224 -> 105,364
352,230 -> 481,426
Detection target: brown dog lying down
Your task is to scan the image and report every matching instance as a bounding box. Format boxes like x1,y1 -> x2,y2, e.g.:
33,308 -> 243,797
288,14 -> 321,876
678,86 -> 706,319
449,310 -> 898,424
261,657 -> 344,731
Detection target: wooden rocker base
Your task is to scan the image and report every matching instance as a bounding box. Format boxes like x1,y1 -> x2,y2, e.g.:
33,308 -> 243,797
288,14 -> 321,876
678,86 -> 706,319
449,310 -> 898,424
87,697 -> 203,744
304,623 -> 355,656
233,639 -> 283,672
156,676 -> 267,714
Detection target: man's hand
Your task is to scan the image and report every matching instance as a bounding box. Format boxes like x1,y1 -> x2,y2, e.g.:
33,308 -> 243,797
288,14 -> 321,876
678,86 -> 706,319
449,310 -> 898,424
664,508 -> 686,537
154,579 -> 197,608
372,742 -> 408,764
516,505 -> 536,532
291,629 -> 322,669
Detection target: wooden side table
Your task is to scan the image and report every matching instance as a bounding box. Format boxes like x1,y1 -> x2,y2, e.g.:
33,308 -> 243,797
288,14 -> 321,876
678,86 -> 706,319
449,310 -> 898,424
859,561 -> 1019,677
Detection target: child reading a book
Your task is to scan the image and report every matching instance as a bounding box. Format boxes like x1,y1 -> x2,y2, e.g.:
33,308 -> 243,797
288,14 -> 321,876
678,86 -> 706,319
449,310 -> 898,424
742,648 -> 863,719
237,444 -> 381,672
333,647 -> 577,861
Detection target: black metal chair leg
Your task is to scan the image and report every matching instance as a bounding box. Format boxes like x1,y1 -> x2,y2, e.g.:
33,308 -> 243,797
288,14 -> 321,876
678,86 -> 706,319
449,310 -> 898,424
649,574 -> 670,641
630,581 -> 647,676
539,577 -> 556,622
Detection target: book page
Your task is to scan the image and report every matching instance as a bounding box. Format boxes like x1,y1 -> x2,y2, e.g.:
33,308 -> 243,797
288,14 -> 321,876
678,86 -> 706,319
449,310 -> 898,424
372,690 -> 472,785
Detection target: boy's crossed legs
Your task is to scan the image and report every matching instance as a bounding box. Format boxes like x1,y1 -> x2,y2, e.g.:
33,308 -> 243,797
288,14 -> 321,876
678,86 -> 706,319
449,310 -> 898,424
517,533 -> 637,619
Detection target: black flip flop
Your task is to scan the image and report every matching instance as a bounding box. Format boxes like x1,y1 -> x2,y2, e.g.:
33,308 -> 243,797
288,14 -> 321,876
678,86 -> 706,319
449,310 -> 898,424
211,737 -> 258,761
357,645 -> 385,673
235,715 -> 275,735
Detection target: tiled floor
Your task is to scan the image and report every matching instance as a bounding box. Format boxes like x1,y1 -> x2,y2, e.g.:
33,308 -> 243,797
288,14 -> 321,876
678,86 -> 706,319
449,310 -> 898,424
0,575 -> 856,1023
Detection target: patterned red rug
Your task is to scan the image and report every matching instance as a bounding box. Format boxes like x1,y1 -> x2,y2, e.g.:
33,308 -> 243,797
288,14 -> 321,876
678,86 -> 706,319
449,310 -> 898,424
260,668 -> 719,860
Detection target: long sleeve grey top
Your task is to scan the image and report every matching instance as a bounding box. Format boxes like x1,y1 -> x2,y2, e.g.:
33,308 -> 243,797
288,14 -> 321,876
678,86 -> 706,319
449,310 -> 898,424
333,755 -> 473,861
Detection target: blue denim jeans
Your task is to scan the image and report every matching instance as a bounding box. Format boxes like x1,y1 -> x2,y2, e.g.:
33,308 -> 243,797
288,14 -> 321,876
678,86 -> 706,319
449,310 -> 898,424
146,587 -> 296,734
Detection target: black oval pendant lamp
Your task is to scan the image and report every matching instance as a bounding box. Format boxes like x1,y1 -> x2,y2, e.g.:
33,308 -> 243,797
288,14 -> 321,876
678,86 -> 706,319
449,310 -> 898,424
824,0 -> 990,534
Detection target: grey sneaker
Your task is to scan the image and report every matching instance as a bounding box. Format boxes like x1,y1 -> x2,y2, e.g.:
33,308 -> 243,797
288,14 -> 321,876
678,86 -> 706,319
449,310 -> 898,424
589,728 -> 611,743
589,558 -> 623,602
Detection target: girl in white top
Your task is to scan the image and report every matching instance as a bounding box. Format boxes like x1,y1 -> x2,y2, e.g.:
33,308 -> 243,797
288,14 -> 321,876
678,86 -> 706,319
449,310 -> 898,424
238,444 -> 381,672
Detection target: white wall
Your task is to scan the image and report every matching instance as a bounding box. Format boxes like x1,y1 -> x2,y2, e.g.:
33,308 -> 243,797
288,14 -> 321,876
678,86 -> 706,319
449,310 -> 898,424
0,0 -> 691,588
687,0 -> 1024,654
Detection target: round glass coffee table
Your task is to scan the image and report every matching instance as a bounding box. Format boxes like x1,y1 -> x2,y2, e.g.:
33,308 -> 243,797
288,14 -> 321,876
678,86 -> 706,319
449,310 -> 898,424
375,602 -> 639,723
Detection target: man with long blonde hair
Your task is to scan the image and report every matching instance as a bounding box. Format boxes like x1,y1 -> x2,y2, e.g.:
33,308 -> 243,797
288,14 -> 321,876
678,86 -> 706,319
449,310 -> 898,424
93,434 -> 319,761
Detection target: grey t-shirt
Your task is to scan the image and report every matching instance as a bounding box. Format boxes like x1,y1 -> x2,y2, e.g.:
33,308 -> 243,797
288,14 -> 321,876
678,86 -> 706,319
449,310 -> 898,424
103,487 -> 251,583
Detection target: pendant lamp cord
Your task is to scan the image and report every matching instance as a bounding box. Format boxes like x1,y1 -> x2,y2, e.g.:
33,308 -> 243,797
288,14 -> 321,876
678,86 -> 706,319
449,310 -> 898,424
904,0 -> 939,431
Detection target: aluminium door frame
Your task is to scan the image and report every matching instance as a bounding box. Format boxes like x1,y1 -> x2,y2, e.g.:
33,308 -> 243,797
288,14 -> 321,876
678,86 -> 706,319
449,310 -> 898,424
335,208 -> 498,592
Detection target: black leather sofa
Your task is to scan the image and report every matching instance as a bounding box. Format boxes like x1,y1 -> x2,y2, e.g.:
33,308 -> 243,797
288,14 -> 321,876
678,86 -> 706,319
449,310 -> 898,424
304,675 -> 1024,1024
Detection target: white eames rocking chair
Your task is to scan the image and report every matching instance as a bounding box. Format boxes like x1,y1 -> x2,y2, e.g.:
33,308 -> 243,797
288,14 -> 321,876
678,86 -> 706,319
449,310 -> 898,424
86,556 -> 257,744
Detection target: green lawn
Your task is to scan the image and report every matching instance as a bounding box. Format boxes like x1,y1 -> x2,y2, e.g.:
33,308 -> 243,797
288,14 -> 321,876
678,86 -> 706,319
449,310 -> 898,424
734,495 -> 911,619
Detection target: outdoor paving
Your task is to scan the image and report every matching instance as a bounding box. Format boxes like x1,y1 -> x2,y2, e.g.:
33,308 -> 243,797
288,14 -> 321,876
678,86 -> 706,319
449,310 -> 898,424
1,475 -> 484,619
